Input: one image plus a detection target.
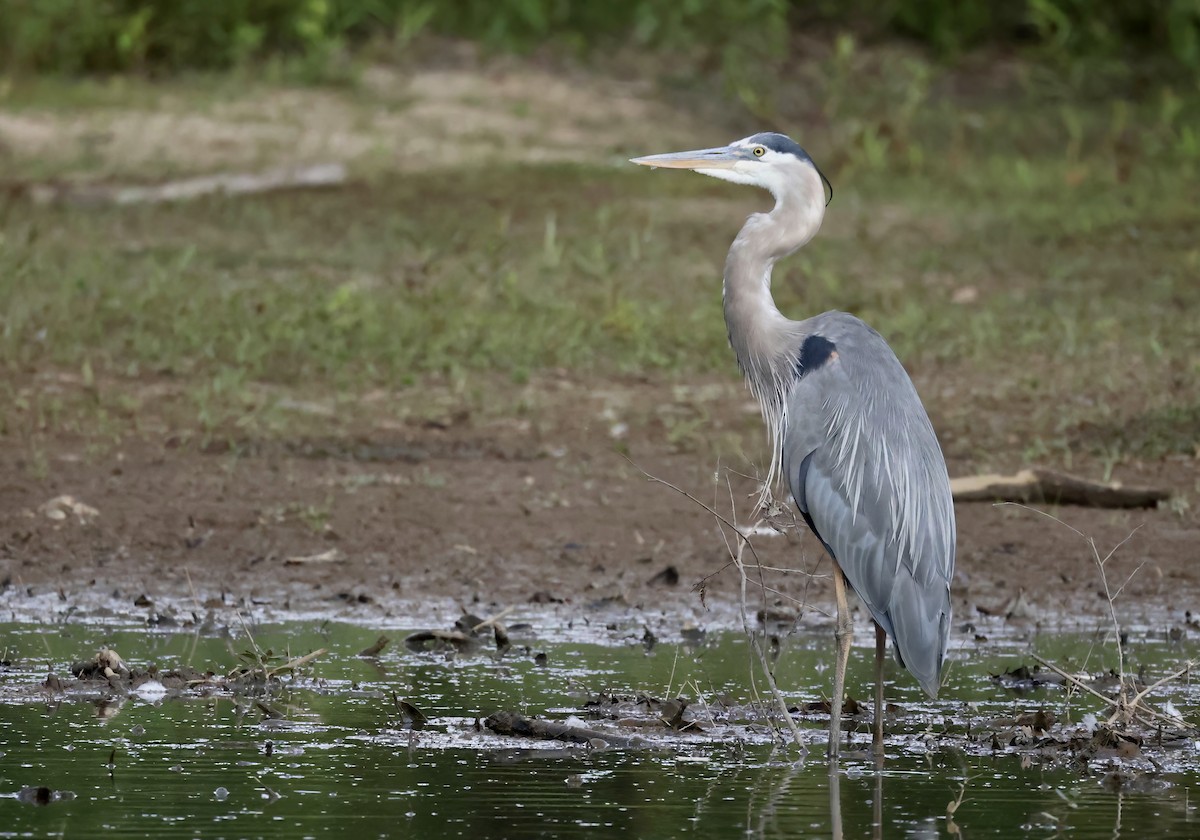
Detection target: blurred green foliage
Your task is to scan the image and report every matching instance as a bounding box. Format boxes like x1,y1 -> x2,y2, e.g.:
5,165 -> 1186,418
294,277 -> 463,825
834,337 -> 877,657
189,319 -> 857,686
2,0 -> 1198,75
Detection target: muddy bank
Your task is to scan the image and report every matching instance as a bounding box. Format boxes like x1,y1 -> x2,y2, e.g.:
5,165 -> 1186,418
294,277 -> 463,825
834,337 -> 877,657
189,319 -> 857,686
2,417 -> 1196,630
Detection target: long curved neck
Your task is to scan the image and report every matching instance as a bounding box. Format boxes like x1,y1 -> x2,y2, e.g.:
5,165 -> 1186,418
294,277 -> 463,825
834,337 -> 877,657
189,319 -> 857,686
722,186 -> 824,395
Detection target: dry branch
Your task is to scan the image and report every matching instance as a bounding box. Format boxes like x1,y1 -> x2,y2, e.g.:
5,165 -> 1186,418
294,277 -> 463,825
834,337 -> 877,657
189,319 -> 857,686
950,468 -> 1169,508
283,548 -> 342,566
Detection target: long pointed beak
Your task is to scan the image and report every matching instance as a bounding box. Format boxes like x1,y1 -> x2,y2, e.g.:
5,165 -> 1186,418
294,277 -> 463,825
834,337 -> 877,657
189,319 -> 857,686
629,145 -> 744,170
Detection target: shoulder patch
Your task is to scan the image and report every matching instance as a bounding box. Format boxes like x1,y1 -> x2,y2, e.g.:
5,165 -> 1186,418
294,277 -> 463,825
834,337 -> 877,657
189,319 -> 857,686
796,334 -> 838,377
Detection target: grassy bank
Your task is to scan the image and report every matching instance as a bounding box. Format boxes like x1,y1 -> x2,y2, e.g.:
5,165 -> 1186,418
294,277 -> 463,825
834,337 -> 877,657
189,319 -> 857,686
0,59 -> 1197,472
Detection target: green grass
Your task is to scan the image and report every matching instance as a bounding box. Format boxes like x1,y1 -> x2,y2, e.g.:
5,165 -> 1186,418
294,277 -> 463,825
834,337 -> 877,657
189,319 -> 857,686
1,167 -> 724,382
1,63 -> 1198,471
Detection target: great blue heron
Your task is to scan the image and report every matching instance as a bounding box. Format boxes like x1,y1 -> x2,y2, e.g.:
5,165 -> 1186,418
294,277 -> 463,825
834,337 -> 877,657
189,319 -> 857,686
631,132 -> 955,759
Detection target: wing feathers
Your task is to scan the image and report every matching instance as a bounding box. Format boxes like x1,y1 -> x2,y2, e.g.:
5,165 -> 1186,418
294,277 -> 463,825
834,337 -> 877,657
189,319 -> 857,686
781,319 -> 955,697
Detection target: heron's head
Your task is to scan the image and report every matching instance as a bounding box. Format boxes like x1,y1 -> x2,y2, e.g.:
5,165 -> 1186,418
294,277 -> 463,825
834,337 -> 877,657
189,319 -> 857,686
630,132 -> 832,208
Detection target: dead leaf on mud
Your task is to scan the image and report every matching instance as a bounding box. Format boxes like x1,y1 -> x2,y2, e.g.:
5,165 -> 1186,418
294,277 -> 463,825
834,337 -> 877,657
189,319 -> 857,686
284,548 -> 342,565
37,495 -> 99,523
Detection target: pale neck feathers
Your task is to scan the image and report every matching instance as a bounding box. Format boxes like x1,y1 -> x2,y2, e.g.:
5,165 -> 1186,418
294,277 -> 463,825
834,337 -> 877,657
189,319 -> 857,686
721,179 -> 825,493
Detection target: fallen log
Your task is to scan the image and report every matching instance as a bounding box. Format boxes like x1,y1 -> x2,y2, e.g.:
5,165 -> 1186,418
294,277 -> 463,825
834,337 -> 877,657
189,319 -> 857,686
950,468 -> 1169,509
484,711 -> 646,749
26,163 -> 347,206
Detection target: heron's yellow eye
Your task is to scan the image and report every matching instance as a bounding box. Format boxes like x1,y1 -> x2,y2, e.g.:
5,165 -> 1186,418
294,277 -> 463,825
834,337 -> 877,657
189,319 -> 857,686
753,146 -> 766,157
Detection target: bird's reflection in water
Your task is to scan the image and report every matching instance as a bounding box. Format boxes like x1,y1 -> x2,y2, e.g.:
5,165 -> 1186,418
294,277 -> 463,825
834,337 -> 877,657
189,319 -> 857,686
829,765 -> 843,840
873,755 -> 884,840
829,754 -> 885,840
744,754 -> 804,838
742,749 -> 896,838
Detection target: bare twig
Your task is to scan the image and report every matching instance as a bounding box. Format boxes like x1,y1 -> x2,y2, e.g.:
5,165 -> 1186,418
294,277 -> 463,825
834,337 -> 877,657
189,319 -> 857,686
630,463 -> 763,565
630,458 -> 806,752
999,504 -> 1155,727
270,648 -> 328,677
469,606 -> 516,634
733,521 -> 807,751
1003,503 -> 1196,735
1030,654 -> 1123,709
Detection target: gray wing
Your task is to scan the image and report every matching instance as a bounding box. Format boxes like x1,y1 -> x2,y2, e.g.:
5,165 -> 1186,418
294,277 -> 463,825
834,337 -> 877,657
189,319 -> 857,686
781,315 -> 955,698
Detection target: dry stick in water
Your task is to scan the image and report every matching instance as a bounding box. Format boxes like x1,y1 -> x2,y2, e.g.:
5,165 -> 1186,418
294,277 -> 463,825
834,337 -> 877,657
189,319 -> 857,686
233,609 -> 327,678
1001,503 -> 1196,733
998,504 -> 1152,724
1128,661 -> 1199,718
469,606 -> 516,634
1030,654 -> 1195,733
273,648 -> 328,676
633,464 -> 806,752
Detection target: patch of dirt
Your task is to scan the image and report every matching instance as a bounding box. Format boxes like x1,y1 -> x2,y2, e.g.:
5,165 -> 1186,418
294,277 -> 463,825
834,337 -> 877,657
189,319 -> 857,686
2,375 -> 1196,630
0,63 -> 700,181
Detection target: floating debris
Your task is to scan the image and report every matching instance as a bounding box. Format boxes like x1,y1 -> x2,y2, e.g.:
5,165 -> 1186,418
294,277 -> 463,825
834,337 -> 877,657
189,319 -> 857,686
485,711 -> 647,749
17,786 -> 76,806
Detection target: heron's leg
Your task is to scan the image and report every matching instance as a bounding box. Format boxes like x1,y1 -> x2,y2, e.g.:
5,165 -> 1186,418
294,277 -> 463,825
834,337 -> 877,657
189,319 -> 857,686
873,621 -> 886,757
829,566 -> 853,760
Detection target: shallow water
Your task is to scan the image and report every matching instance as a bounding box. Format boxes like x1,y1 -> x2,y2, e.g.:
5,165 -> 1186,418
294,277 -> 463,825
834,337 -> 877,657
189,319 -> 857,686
1,616 -> 1197,838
